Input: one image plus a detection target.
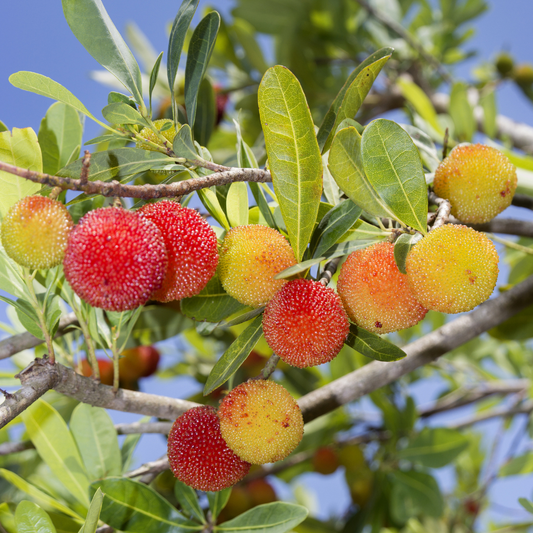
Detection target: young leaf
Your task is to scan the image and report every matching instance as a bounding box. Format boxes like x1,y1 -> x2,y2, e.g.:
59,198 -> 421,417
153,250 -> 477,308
78,489 -> 104,533
70,404 -> 122,481
215,502 -> 308,532
317,48 -> 393,152
101,102 -> 147,127
393,233 -> 423,274
62,0 -> 143,104
184,12 -> 221,130
259,66 -> 322,261
226,182 -> 249,227
197,188 -> 231,230
207,489 -> 231,520
90,478 -> 201,533
21,399 -> 90,508
168,0 -> 200,125
345,323 -> 406,362
193,78 -> 217,147
449,81 -> 475,142
204,315 -> 264,395
0,128 -> 42,219
174,480 -> 206,524
149,52 -> 164,115
361,119 -> 428,234
38,102 -> 82,175
15,501 -> 57,533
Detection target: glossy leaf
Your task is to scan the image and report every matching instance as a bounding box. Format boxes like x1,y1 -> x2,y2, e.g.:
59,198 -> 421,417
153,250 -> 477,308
207,489 -> 231,520
70,404 -> 122,480
38,102 -> 82,175
398,428 -> 469,468
15,501 -> 57,533
215,502 -> 308,532
173,124 -> 199,160
101,102 -> 147,126
259,66 -> 322,261
226,182 -> 249,227
168,0 -> 200,125
500,452 -> 533,477
181,273 -> 246,323
62,0 -> 143,104
197,188 -> 230,230
310,200 -> 362,259
193,78 -> 216,146
449,81 -> 475,142
0,128 -> 42,219
22,399 -> 90,508
90,478 -> 201,533
184,12 -> 221,129
149,52 -> 164,114
78,489 -> 104,533
345,323 -> 406,362
328,127 -> 394,219
317,48 -> 393,152
393,233 -> 423,274
204,315 -> 263,395
174,481 -> 205,524
361,119 -> 428,233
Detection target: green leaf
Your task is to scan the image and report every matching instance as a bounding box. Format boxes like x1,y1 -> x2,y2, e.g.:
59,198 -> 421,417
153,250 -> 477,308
101,102 -> 147,126
38,102 -> 82,175
14,297 -> 44,339
62,0 -> 143,104
70,404 -> 122,481
399,123 -> 441,173
204,315 -> 263,395
226,182 -> 249,227
0,469 -> 83,521
232,18 -> 268,75
193,78 -> 217,147
173,124 -> 199,160
221,306 -> 265,328
9,72 -> 108,130
181,273 -> 246,323
259,66 -> 322,261
0,503 -> 15,533
207,489 -> 231,520
328,127 -> 395,219
15,501 -> 57,533
149,52 -> 164,115
390,470 -> 444,523
449,82 -> 475,142
310,200 -> 362,259
174,480 -> 205,524
130,305 -> 192,345
361,119 -> 428,233
345,323 -> 406,362
0,128 -> 42,219
337,219 -> 389,243
480,88 -> 497,139
184,12 -> 221,130
323,239 -> 378,259
519,498 -> 533,515
90,478 -> 202,533
274,257 -> 324,280
398,428 -> 469,468
0,120 -> 7,132
168,0 -> 200,125
322,151 -> 341,206
215,502 -> 308,532
22,399 -> 90,508
393,233 -> 423,274
78,489 -> 104,533
317,48 -> 393,152
500,452 -> 533,477
45,294 -> 62,338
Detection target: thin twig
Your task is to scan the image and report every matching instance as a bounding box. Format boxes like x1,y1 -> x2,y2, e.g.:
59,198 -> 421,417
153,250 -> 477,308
319,257 -> 342,286
428,191 -> 452,230
256,354 -> 281,380
125,456 -> 169,480
512,193 -> 533,211
80,150 -> 91,184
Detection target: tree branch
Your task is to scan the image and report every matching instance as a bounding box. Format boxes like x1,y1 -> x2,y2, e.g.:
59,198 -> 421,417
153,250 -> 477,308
468,218 -> 533,239
513,194 -> 533,211
450,399 -> 533,430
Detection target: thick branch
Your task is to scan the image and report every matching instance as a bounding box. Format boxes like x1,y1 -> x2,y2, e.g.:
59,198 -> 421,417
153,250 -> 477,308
298,274 -> 533,423
469,218 -> 533,239
513,194 -> 533,211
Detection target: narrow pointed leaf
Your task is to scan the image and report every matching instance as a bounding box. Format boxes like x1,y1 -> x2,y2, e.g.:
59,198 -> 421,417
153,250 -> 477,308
173,124 -> 199,160
149,52 -> 164,114
393,233 -> 423,274
220,306 -> 265,328
101,102 -> 147,126
317,48 -> 393,152
449,81 -> 475,142
197,188 -> 230,230
79,489 -> 104,533
174,481 -> 205,524
15,502 -> 57,533
322,151 -> 341,206
193,78 -> 216,146
345,323 -> 406,362
184,12 -> 221,130
226,182 -> 249,227
361,119 -> 428,233
338,219 -> 389,243
62,0 -> 143,104
207,489 -> 231,520
274,257 -> 325,280
259,66 -> 322,261
324,239 -> 382,259
204,316 -> 264,395
168,0 -> 200,125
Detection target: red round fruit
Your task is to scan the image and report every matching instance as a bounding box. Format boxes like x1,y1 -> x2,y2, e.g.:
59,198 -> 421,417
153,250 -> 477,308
63,208 -> 167,312
138,200 -> 218,301
262,279 -> 349,368
167,406 -> 250,491
80,358 -> 114,386
119,345 -> 161,381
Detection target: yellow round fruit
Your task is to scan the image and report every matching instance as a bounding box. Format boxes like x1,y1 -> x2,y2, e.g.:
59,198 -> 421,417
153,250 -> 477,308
433,144 -> 517,224
137,119 -> 179,151
218,380 -> 304,465
405,224 -> 499,314
514,63 -> 533,87
218,225 -> 297,308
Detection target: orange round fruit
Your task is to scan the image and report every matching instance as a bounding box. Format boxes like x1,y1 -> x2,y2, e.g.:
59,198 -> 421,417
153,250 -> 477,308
218,225 -> 297,308
1,196 -> 73,270
218,380 -> 304,465
313,447 -> 340,475
433,144 -> 517,224
337,242 -> 427,334
405,224 -> 499,314
80,358 -> 114,386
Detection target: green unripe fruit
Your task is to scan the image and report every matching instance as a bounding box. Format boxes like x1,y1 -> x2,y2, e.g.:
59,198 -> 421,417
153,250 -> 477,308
495,52 -> 514,77
514,63 -> 533,87
137,119 -> 179,151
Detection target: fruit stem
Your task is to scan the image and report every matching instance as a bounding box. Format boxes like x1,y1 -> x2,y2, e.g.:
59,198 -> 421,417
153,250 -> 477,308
428,190 -> 451,230
255,354 -> 280,380
319,257 -> 342,286
111,326 -> 120,392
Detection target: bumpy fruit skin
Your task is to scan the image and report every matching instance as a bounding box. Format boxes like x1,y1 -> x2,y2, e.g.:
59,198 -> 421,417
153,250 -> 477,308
1,196 -> 73,269
262,279 -> 349,367
405,224 -> 499,314
63,208 -> 168,312
433,144 -> 517,224
337,242 -> 428,334
313,447 -> 340,475
119,345 -> 161,382
167,406 -> 250,491
218,225 -> 297,308
80,358 -> 114,386
138,200 -> 218,301
137,119 -> 179,151
218,380 -> 304,465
